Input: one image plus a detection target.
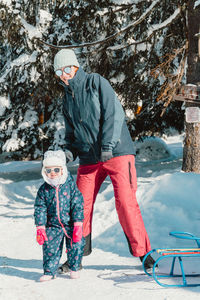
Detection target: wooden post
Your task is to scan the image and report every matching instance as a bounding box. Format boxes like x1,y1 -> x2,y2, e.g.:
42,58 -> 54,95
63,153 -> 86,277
182,1 -> 200,173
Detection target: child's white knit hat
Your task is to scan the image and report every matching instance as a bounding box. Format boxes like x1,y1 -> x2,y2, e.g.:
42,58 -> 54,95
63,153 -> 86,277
43,150 -> 66,167
54,49 -> 80,71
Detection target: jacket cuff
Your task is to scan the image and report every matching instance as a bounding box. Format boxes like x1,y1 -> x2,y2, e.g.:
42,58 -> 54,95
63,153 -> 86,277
74,222 -> 83,226
101,146 -> 113,152
36,225 -> 45,229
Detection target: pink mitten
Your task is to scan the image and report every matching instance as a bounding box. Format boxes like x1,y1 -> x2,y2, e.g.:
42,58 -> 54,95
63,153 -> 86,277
72,222 -> 83,243
36,226 -> 48,245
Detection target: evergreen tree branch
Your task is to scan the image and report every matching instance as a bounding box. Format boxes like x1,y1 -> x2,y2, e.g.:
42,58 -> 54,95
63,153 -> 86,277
36,0 -> 160,49
150,41 -> 189,116
107,8 -> 181,51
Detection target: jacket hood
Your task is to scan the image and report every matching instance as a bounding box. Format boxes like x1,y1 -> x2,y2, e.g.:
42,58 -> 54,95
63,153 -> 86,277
41,166 -> 68,187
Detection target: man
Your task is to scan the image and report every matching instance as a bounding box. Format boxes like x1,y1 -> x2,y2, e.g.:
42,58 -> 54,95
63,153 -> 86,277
53,49 -> 155,272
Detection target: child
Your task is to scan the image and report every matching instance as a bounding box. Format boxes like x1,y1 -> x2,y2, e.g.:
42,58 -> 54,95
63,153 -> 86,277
34,150 -> 85,282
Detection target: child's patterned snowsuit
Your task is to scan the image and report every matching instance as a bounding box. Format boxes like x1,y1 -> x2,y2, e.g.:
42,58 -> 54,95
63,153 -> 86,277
34,173 -> 85,276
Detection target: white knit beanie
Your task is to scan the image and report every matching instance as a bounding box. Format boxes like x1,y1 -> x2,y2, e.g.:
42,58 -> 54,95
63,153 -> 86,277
43,150 -> 66,167
42,150 -> 68,186
54,49 -> 80,71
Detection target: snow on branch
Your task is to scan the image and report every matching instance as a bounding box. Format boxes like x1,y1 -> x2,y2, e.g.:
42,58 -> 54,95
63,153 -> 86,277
0,52 -> 38,83
107,7 -> 181,51
37,0 -> 160,49
194,0 -> 200,9
147,8 -> 181,39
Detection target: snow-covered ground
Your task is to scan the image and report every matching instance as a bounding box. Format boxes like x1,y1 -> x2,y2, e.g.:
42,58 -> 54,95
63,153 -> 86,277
1,134 -> 200,300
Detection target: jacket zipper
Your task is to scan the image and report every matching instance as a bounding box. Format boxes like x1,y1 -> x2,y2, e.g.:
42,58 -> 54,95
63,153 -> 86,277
55,186 -> 72,246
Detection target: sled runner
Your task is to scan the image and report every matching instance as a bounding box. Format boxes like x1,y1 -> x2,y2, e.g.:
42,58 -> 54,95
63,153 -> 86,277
142,231 -> 200,287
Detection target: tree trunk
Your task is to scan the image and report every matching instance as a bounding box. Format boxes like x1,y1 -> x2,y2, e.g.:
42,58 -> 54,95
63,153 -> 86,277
182,1 -> 200,173
183,123 -> 200,172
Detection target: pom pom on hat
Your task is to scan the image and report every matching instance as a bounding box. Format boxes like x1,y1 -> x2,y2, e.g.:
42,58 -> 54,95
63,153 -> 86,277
43,150 -> 66,167
54,49 -> 80,72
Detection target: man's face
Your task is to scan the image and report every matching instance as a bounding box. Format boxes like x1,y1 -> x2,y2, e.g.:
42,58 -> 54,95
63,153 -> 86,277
56,66 -> 77,86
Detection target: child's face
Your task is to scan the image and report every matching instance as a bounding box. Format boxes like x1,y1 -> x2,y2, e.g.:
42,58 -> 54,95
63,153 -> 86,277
45,166 -> 63,179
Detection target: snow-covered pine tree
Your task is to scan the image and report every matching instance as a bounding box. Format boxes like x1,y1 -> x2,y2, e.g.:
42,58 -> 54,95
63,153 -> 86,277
0,0 -> 65,159
0,0 -> 187,160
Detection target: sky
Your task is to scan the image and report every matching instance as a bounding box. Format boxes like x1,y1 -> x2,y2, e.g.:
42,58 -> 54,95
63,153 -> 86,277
1,133 -> 200,299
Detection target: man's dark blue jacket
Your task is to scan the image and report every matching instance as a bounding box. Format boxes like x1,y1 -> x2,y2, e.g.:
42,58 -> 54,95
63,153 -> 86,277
62,67 -> 135,165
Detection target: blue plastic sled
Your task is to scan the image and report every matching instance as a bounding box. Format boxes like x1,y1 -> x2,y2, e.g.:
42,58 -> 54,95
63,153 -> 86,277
143,231 -> 200,287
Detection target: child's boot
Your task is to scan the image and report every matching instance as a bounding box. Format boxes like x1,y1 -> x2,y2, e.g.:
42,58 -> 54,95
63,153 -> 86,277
39,274 -> 55,282
70,270 -> 80,279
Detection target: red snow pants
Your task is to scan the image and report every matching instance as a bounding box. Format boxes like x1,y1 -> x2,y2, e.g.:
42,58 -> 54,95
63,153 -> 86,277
76,155 -> 151,257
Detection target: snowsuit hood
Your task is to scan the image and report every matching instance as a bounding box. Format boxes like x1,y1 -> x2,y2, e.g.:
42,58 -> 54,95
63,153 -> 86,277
41,150 -> 68,186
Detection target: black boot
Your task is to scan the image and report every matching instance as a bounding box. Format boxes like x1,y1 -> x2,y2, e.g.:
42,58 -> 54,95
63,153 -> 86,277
58,260 -> 83,274
140,254 -> 157,269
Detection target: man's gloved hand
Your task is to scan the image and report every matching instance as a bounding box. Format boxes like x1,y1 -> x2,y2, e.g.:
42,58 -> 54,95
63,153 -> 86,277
72,222 -> 83,243
36,226 -> 48,245
101,151 -> 113,162
65,150 -> 73,163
